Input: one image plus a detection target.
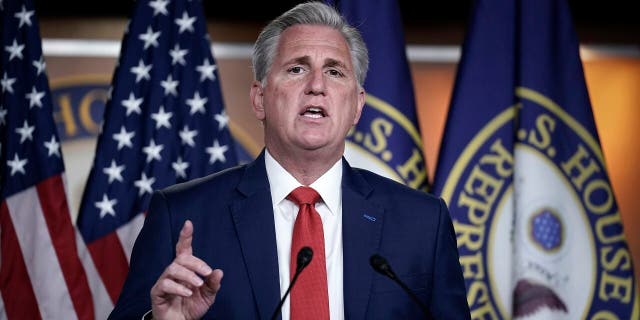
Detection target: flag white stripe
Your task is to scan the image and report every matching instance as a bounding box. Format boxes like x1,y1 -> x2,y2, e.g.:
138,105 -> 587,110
6,187 -> 78,320
116,213 -> 145,263
0,292 -> 7,320
76,230 -> 114,319
66,173 -> 113,318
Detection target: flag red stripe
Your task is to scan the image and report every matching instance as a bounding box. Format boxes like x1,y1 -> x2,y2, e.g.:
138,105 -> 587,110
36,175 -> 95,320
0,201 -> 42,320
88,232 -> 129,303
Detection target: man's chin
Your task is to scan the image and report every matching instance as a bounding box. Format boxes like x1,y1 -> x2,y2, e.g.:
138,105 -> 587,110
297,140 -> 345,156
295,135 -> 329,149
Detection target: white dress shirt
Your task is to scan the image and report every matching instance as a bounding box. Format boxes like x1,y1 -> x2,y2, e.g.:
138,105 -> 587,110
265,150 -> 344,320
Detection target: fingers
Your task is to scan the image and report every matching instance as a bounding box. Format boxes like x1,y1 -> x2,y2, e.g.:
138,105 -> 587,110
176,220 -> 193,256
175,220 -> 211,277
165,254 -> 212,285
151,276 -> 194,298
169,257 -> 209,284
201,269 -> 224,299
178,253 -> 212,275
151,254 -> 214,298
152,220 -> 214,300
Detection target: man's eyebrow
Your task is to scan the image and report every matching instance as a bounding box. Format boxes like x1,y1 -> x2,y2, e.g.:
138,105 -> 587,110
284,56 -> 311,66
282,56 -> 349,71
325,58 -> 347,69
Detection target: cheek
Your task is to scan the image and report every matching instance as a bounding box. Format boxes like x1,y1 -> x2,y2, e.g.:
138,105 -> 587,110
270,85 -> 290,104
351,111 -> 360,126
337,109 -> 358,131
273,90 -> 300,114
345,93 -> 361,123
352,105 -> 363,125
263,95 -> 291,126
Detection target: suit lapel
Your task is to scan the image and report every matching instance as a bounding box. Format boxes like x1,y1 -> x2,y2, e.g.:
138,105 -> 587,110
230,154 -> 385,319
231,152 -> 281,320
341,161 -> 384,319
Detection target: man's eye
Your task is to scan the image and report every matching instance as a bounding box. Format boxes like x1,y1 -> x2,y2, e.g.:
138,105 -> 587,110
327,69 -> 344,77
288,66 -> 304,74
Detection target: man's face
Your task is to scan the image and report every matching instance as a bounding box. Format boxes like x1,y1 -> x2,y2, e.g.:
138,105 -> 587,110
251,24 -> 365,159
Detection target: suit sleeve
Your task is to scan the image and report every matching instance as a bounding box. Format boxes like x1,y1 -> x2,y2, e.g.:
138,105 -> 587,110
108,191 -> 176,319
429,198 -> 471,319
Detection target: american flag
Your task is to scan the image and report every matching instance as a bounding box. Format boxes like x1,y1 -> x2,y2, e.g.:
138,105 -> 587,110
1,0 -> 107,318
75,0 -> 237,310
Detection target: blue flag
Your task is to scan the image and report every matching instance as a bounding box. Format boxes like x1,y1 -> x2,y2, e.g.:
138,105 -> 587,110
75,0 -> 237,303
433,0 -> 639,318
326,0 -> 428,191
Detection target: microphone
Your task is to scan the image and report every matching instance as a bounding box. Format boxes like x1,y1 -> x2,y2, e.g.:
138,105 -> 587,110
270,246 -> 313,320
370,254 -> 432,320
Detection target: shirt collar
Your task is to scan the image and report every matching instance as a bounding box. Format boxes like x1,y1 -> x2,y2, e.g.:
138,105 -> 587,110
265,149 -> 342,215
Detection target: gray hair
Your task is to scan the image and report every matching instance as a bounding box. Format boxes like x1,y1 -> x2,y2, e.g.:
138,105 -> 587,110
252,1 -> 369,87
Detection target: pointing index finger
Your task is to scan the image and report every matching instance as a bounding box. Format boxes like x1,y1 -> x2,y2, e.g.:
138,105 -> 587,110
176,220 -> 193,256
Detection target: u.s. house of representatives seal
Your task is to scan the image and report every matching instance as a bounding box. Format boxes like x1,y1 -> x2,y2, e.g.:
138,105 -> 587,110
344,94 -> 428,191
440,88 -> 639,319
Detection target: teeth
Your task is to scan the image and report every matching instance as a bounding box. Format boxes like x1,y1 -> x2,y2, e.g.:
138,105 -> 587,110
302,106 -> 325,118
304,113 -> 323,118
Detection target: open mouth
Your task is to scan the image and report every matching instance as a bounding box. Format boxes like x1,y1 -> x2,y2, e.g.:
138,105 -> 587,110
300,106 -> 326,119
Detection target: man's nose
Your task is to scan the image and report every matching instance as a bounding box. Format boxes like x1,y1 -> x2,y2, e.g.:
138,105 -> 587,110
304,69 -> 326,96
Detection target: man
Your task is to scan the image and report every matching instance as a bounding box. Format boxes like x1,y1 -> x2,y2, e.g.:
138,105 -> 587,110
109,2 -> 469,319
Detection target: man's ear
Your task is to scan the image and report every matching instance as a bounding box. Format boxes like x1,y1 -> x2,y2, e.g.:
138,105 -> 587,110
353,88 -> 365,125
250,81 -> 265,121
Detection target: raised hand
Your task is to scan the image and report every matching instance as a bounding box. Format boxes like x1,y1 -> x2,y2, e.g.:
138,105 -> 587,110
150,220 -> 223,320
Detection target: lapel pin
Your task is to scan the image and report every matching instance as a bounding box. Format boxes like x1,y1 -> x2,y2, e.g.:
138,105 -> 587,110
363,214 -> 376,222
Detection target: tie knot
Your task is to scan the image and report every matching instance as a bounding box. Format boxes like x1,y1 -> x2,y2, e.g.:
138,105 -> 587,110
287,186 -> 321,206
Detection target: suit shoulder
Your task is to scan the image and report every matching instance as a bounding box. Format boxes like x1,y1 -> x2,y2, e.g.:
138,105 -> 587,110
353,167 -> 441,203
158,163 -> 247,198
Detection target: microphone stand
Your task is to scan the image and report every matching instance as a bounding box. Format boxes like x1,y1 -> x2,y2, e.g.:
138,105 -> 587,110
370,254 -> 432,320
270,247 -> 313,320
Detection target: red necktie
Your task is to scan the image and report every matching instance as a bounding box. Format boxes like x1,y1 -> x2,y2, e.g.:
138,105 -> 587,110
288,186 -> 330,320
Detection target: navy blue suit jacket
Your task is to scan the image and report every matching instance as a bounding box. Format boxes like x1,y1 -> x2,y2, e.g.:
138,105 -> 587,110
109,152 -> 470,319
